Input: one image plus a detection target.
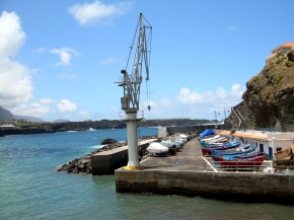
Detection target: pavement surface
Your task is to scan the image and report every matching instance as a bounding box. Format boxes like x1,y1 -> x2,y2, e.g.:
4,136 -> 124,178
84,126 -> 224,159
141,138 -> 214,171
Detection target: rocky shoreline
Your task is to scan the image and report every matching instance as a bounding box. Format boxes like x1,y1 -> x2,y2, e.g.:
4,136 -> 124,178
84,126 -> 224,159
57,136 -> 155,174
57,141 -> 126,174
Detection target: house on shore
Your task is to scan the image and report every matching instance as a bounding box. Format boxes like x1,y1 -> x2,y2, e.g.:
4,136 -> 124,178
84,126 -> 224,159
266,42 -> 294,62
217,130 -> 294,160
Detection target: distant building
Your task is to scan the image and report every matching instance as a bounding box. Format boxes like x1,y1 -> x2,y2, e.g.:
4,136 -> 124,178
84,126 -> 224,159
266,42 -> 294,62
0,123 -> 15,128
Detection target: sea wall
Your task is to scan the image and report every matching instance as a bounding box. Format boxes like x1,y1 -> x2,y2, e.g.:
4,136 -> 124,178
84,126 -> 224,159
163,125 -> 215,136
91,139 -> 157,175
115,169 -> 294,204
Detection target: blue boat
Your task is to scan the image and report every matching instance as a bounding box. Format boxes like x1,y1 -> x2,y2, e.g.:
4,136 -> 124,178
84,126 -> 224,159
211,144 -> 256,157
201,141 -> 240,155
199,129 -> 215,138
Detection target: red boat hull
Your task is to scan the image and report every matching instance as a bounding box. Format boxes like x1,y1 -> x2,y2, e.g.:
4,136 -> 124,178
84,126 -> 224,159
215,155 -> 264,167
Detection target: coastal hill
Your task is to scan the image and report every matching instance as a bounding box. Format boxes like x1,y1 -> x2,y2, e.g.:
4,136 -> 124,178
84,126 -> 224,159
0,117 -> 213,135
0,106 -> 14,121
227,43 -> 294,131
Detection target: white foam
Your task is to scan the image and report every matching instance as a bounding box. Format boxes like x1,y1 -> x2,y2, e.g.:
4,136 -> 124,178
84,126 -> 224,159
91,144 -> 106,149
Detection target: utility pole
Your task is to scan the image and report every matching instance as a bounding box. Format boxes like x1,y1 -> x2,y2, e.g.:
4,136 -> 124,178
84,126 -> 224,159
214,110 -> 217,128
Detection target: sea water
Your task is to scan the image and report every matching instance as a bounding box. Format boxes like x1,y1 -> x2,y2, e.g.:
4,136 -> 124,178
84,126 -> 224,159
0,128 -> 294,220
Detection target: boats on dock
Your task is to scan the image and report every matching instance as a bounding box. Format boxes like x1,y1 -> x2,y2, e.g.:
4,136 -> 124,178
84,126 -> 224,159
211,144 -> 256,157
201,141 -> 240,156
213,153 -> 265,168
146,142 -> 169,156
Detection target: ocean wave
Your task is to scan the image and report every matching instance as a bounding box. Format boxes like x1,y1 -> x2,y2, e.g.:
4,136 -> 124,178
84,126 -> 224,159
90,144 -> 106,149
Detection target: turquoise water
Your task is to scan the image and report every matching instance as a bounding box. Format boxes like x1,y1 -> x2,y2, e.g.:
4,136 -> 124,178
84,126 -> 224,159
1,128 -> 294,220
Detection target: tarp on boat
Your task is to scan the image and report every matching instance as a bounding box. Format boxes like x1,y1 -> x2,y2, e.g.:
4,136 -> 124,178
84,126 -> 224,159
200,129 -> 215,138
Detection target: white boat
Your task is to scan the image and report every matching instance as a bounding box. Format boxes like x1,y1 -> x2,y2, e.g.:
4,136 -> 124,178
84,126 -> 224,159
88,127 -> 96,131
201,135 -> 220,142
161,139 -> 181,150
146,142 -> 169,155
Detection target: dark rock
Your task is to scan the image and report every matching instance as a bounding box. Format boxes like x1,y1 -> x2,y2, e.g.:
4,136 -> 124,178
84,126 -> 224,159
101,138 -> 118,145
287,51 -> 294,62
227,47 -> 294,130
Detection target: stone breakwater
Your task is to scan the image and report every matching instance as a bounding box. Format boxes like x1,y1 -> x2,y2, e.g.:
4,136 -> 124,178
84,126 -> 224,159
57,141 -> 126,174
57,136 -> 156,174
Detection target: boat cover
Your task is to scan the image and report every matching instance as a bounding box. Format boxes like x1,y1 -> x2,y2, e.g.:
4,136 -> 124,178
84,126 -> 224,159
200,129 -> 215,138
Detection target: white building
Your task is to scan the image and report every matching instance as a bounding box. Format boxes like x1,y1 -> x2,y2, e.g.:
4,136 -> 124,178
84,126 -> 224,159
0,124 -> 15,128
217,130 -> 294,160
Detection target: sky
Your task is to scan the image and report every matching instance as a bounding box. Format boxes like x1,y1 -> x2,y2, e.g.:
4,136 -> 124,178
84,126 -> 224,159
0,0 -> 294,121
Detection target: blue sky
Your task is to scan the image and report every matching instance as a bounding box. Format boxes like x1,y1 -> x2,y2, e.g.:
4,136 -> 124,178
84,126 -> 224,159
0,0 -> 293,121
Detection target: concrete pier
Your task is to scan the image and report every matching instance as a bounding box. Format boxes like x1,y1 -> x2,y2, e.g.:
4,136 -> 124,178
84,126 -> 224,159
115,138 -> 294,204
91,139 -> 157,175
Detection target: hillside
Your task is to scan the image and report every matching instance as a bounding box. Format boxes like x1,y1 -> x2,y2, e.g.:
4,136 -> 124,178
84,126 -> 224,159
227,43 -> 294,131
0,118 -> 213,136
0,106 -> 14,121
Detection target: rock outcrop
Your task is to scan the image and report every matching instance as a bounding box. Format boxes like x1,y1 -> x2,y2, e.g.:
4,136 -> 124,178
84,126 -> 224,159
227,43 -> 294,131
57,141 -> 126,174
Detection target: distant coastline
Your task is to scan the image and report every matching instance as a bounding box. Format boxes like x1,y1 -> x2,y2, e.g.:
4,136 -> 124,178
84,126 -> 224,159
0,118 -> 213,136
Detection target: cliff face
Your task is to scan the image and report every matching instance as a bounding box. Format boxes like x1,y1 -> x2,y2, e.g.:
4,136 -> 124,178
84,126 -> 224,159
234,47 -> 294,130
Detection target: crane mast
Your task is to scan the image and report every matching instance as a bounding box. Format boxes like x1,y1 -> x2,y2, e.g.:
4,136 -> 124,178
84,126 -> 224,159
120,13 -> 151,113
118,13 -> 152,170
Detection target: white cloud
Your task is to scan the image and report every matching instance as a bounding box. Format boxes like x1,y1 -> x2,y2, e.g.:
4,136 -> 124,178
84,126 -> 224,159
226,25 -> 236,31
12,102 -> 50,117
11,97 -> 57,117
0,11 -> 33,111
216,87 -> 227,99
143,84 -> 246,119
39,98 -> 54,105
0,11 -> 26,58
33,47 -> 47,54
79,111 -> 91,119
177,85 -> 245,107
57,99 -> 78,112
177,87 -> 204,105
100,57 -> 121,65
68,0 -> 132,25
50,48 -> 78,66
0,59 -> 33,109
177,84 -> 245,117
231,83 -> 244,98
57,73 -> 78,80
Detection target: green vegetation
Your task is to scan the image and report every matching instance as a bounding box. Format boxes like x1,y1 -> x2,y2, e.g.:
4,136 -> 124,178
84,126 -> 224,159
236,48 -> 294,130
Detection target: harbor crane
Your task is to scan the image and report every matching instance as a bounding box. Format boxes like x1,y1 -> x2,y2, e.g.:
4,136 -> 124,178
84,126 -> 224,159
117,13 -> 152,170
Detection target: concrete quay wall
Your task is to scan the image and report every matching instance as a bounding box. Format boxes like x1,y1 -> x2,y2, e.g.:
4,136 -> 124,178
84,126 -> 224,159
91,139 -> 157,175
115,169 -> 294,203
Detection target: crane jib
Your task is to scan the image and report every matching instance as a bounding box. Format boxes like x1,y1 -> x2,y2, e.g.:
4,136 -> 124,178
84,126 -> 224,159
118,13 -> 152,114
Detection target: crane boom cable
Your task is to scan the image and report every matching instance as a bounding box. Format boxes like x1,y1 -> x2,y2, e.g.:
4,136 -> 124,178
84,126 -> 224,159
125,16 -> 140,70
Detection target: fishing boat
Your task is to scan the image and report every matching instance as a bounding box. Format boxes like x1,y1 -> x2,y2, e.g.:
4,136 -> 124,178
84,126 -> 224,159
201,141 -> 240,156
146,142 -> 169,156
160,140 -> 177,154
212,152 -> 264,161
199,128 -> 215,138
200,137 -> 228,146
213,153 -> 265,167
161,139 -> 181,150
211,144 -> 256,157
200,135 -> 220,142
